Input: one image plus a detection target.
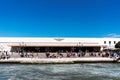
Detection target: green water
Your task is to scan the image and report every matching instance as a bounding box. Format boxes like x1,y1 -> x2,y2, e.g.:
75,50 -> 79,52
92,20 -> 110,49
0,63 -> 120,80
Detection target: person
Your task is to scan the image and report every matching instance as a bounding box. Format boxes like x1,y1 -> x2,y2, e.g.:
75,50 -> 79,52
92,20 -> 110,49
59,53 -> 63,58
51,54 -> 56,58
6,54 -> 10,59
1,53 -> 5,59
98,52 -> 101,56
45,52 -> 50,58
114,53 -> 119,59
112,52 -> 120,62
25,52 -> 28,57
30,52 -> 34,58
66,52 -> 70,57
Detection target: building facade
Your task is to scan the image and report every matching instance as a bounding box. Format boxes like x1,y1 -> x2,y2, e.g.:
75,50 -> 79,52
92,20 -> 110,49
0,37 -> 120,52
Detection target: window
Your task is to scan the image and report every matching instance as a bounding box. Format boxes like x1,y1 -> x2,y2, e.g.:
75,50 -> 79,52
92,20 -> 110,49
109,41 -> 111,44
104,41 -> 106,44
114,41 -> 116,44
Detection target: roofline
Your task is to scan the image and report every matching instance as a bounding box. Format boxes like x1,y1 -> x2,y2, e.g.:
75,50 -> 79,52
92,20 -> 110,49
0,37 -> 119,39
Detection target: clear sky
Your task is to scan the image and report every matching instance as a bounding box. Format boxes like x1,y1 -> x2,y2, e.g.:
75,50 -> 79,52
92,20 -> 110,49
0,0 -> 120,37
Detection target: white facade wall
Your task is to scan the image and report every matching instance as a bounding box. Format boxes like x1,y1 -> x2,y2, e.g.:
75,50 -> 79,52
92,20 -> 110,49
0,37 -> 120,51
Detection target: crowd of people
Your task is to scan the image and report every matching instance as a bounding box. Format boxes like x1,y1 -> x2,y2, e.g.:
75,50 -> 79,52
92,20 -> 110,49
0,51 -> 10,60
0,51 -> 120,60
45,51 -> 120,59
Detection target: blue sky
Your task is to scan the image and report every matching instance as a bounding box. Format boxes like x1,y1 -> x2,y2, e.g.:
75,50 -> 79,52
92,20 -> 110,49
0,0 -> 120,37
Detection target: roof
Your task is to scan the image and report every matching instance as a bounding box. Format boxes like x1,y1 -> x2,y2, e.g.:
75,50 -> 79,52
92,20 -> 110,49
0,37 -> 120,43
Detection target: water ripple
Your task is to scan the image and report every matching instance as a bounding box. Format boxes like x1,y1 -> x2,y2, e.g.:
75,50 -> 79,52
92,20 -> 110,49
0,63 -> 120,80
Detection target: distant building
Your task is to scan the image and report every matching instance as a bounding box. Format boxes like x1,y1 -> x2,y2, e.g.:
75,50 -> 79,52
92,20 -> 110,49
0,37 -> 119,52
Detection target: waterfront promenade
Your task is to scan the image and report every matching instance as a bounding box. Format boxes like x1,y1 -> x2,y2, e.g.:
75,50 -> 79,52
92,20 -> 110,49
0,57 -> 118,64
0,52 -> 120,64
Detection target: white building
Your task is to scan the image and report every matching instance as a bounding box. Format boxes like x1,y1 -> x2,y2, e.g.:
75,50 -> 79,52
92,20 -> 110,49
0,37 -> 120,52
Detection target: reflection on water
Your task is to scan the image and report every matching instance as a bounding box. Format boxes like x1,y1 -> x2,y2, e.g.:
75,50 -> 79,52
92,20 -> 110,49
0,63 -> 120,80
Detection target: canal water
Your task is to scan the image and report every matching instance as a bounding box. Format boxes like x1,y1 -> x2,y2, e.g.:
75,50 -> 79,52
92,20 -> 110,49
0,63 -> 120,80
